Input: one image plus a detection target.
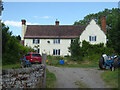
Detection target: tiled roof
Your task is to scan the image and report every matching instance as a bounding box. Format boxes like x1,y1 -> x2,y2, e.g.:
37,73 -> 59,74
24,25 -> 86,39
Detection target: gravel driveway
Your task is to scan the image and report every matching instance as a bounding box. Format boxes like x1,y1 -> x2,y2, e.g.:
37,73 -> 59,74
47,66 -> 110,88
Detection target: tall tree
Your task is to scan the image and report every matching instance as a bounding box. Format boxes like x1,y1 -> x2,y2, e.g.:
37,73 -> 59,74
2,23 -> 20,64
2,23 -> 35,65
0,0 -> 3,16
16,35 -> 21,41
108,10 -> 120,54
74,8 -> 120,54
68,37 -> 83,61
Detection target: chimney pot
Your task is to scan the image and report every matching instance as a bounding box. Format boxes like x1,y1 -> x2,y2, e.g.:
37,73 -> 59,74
21,19 -> 26,25
101,16 -> 106,34
55,19 -> 59,25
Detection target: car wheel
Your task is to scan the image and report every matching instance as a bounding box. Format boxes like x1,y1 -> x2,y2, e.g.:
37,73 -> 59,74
99,56 -> 105,69
110,66 -> 115,71
113,57 -> 118,71
39,62 -> 41,64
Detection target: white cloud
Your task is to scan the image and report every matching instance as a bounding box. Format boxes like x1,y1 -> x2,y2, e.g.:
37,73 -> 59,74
41,16 -> 51,19
33,16 -> 38,18
2,20 -> 39,27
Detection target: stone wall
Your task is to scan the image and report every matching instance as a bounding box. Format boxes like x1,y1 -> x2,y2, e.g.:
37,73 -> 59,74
2,64 -> 45,88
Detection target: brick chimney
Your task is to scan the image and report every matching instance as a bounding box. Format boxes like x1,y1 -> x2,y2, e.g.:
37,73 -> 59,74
101,16 -> 106,34
21,19 -> 26,25
21,19 -> 27,41
55,19 -> 59,25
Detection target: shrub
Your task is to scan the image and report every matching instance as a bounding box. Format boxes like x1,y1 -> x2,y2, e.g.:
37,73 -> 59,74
68,37 -> 83,61
2,23 -> 35,65
69,39 -> 114,62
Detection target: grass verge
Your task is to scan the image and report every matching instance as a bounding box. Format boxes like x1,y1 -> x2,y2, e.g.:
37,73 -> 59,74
2,63 -> 21,69
47,55 -> 98,68
101,69 -> 119,88
46,68 -> 56,88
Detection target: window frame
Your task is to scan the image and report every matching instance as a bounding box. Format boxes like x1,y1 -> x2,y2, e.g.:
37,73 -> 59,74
53,49 -> 60,55
53,39 -> 60,44
71,39 -> 75,43
89,36 -> 96,42
33,39 -> 40,44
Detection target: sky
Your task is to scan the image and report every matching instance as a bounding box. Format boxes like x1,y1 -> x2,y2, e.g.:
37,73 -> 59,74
2,1 -> 119,36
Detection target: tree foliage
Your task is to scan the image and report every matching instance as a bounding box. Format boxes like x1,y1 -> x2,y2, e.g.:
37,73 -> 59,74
108,13 -> 120,54
16,35 -> 21,41
68,37 -> 83,61
74,8 -> 120,54
0,0 -> 4,16
82,40 -> 114,56
2,23 -> 35,65
69,39 -> 114,62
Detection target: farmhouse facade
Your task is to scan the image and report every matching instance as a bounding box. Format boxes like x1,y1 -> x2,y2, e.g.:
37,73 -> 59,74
21,16 -> 107,56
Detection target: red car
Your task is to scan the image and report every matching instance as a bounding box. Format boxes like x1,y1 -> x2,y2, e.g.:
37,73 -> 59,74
25,53 -> 42,64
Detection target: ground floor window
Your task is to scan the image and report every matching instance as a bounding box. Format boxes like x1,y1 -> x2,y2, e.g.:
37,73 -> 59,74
53,49 -> 60,55
37,49 -> 40,53
34,48 -> 40,53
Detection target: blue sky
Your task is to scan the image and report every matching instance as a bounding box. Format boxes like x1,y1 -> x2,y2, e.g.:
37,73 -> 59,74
2,2 -> 118,36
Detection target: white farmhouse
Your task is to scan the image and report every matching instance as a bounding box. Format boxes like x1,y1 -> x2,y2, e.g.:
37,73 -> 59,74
20,16 -> 107,56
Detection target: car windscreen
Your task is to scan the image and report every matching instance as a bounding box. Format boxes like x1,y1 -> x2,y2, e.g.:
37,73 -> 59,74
32,54 -> 41,57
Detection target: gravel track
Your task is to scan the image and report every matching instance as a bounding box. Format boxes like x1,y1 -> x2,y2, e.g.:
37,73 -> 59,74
47,66 -> 110,88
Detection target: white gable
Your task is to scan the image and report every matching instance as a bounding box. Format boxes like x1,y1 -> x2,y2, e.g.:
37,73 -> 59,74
80,19 -> 106,46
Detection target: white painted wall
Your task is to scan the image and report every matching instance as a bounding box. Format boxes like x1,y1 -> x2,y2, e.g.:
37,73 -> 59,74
24,39 -> 71,56
80,19 -> 106,46
24,19 -> 107,56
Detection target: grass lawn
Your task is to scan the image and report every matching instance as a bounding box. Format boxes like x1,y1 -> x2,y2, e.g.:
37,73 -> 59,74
46,68 -> 56,88
46,55 -> 99,68
2,63 -> 21,69
101,69 -> 119,88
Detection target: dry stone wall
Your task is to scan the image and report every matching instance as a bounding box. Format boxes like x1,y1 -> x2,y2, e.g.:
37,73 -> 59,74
2,64 -> 45,88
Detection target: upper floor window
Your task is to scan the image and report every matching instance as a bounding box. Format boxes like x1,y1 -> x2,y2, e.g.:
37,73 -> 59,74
89,36 -> 96,41
53,39 -> 60,44
33,39 -> 40,44
71,39 -> 75,43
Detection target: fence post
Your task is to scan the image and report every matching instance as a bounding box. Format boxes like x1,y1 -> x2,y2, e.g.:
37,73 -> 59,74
42,52 -> 47,88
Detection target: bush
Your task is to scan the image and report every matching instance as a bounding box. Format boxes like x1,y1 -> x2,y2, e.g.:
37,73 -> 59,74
47,55 -> 65,65
69,39 -> 114,63
68,37 -> 83,61
2,23 -> 35,65
82,40 -> 114,57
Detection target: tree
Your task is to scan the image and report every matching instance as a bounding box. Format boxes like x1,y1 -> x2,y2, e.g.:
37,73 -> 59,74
68,37 -> 83,61
0,0 -> 3,16
16,35 -> 21,41
2,23 -> 35,65
74,8 -> 120,54
108,10 -> 120,54
2,23 -> 20,64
